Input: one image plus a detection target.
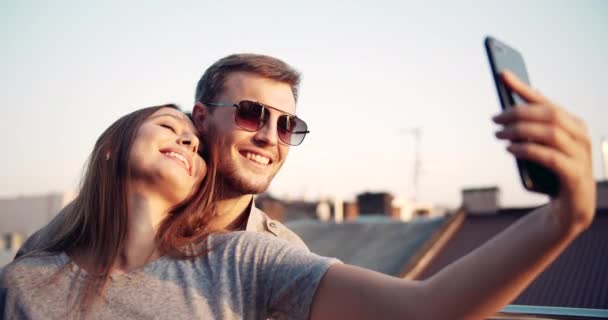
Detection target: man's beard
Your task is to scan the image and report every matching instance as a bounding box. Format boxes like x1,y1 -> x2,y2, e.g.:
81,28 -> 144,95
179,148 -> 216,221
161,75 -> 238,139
218,160 -> 275,196
203,124 -> 278,196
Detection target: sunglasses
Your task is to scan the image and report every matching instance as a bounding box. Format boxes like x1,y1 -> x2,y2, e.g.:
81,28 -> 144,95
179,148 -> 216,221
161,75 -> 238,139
204,100 -> 310,146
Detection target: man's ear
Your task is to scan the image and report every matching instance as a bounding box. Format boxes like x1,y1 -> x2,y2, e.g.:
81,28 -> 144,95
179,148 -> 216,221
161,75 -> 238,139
192,102 -> 208,132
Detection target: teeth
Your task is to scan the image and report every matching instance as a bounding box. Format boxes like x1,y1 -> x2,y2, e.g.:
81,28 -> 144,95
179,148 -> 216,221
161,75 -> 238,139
164,151 -> 190,172
245,152 -> 270,165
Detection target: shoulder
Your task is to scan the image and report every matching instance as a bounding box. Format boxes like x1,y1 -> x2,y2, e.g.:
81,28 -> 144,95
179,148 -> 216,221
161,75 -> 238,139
209,231 -> 295,255
206,231 -> 312,268
1,252 -> 64,291
208,231 -> 338,269
266,219 -> 310,251
2,253 -> 64,276
250,206 -> 310,251
1,253 -> 71,318
202,232 -> 339,319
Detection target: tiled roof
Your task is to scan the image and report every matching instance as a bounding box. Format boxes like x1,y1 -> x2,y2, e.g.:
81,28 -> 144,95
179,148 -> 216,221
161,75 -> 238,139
419,208 -> 608,309
288,216 -> 449,276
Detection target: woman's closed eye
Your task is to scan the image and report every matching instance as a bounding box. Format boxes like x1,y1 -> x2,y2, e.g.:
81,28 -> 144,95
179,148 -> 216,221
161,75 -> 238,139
160,123 -> 177,133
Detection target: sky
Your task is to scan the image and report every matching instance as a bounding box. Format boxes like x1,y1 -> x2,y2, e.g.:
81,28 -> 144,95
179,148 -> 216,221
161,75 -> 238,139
1,0 -> 607,208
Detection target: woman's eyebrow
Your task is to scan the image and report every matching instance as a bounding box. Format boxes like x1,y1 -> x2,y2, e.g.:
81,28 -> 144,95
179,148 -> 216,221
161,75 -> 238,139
149,113 -> 185,122
150,113 -> 197,133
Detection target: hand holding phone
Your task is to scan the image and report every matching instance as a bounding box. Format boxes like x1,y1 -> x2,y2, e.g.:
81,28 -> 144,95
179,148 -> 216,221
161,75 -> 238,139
485,36 -> 560,196
491,69 -> 596,235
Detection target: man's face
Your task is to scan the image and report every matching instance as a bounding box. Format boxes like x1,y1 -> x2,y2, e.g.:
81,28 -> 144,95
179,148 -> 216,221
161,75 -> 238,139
196,72 -> 296,195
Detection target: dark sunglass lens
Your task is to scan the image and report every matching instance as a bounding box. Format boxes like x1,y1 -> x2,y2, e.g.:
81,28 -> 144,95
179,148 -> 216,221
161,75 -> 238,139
236,101 -> 266,131
278,115 -> 308,145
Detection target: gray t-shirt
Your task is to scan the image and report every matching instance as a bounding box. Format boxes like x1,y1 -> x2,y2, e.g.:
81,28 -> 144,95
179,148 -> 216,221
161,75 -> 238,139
1,231 -> 340,319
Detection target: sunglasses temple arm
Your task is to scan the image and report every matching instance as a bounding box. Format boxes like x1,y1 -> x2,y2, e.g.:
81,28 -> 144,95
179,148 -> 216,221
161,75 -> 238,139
203,102 -> 236,108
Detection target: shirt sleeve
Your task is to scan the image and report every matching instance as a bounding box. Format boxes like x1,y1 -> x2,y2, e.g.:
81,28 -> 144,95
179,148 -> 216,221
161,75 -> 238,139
0,262 -> 28,319
251,233 -> 341,319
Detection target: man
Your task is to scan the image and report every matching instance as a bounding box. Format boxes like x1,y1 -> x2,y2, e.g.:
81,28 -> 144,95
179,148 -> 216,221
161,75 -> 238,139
16,53 -> 308,257
191,53 -> 309,247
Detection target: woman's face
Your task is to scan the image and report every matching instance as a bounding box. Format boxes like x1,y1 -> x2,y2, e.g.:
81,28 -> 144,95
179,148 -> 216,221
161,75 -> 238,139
129,107 -> 207,205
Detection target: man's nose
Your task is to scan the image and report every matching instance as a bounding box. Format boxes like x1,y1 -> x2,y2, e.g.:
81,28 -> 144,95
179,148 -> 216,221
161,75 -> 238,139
253,117 -> 279,147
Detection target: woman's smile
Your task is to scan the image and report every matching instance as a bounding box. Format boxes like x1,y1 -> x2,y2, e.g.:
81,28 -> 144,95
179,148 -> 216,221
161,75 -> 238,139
160,148 -> 193,176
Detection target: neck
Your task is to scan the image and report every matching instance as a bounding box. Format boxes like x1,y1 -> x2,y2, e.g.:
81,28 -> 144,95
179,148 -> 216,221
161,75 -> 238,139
207,190 -> 253,231
70,189 -> 172,275
112,191 -> 171,273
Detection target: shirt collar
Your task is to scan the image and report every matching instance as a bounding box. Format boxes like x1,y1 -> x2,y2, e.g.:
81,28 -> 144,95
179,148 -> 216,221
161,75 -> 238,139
244,197 -> 268,232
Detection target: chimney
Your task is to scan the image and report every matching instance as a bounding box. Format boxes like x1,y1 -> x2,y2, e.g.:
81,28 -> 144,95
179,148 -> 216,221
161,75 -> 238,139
356,192 -> 394,216
333,197 -> 344,223
343,201 -> 359,221
315,200 -> 331,221
462,186 -> 500,214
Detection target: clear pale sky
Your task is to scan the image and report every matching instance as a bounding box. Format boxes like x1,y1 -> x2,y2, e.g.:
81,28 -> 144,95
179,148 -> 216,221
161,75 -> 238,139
1,0 -> 606,207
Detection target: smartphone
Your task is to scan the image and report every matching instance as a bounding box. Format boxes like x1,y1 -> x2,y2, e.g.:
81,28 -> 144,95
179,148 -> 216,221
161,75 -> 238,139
484,36 -> 559,196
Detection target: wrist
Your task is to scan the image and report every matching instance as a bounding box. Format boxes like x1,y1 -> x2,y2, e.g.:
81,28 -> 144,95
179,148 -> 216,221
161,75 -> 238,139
540,201 -> 587,241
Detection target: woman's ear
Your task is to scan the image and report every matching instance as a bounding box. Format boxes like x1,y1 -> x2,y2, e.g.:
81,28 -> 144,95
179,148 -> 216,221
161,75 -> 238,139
105,150 -> 111,161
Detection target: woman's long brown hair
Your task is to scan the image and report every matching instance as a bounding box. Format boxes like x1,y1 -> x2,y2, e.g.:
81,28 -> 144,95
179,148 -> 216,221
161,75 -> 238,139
23,104 -> 220,314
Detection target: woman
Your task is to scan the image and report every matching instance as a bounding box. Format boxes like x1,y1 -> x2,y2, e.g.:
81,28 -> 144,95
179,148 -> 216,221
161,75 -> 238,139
1,71 -> 597,320
1,104 -> 338,319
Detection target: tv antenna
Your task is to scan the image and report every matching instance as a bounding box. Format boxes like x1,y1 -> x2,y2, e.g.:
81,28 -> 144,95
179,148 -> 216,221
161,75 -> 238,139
399,127 -> 422,200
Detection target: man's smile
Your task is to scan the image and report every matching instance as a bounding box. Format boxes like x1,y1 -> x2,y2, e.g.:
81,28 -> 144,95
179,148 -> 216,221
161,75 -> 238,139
238,149 -> 274,168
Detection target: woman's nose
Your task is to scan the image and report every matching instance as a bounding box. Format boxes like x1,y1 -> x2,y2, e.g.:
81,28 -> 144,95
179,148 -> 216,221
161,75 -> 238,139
179,134 -> 199,154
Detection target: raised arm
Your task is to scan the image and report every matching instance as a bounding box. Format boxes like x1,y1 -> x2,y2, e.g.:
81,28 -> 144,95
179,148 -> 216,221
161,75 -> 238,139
310,71 -> 595,320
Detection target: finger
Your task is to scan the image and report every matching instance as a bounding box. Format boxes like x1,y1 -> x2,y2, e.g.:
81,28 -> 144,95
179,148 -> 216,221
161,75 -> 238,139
495,123 -> 583,159
497,71 -> 590,146
492,104 -> 590,146
571,114 -> 585,126
506,143 -> 579,184
568,114 -> 591,150
501,70 -> 549,104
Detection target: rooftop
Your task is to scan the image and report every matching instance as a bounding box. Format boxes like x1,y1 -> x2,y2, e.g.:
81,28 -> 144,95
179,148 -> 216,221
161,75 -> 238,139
291,205 -> 608,312
289,215 -> 450,276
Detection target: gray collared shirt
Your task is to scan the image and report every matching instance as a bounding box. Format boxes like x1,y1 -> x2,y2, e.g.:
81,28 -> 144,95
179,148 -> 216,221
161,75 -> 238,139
245,198 -> 309,251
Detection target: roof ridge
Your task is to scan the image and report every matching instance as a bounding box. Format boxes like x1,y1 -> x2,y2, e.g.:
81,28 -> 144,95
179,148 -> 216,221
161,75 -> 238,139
399,207 -> 466,280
